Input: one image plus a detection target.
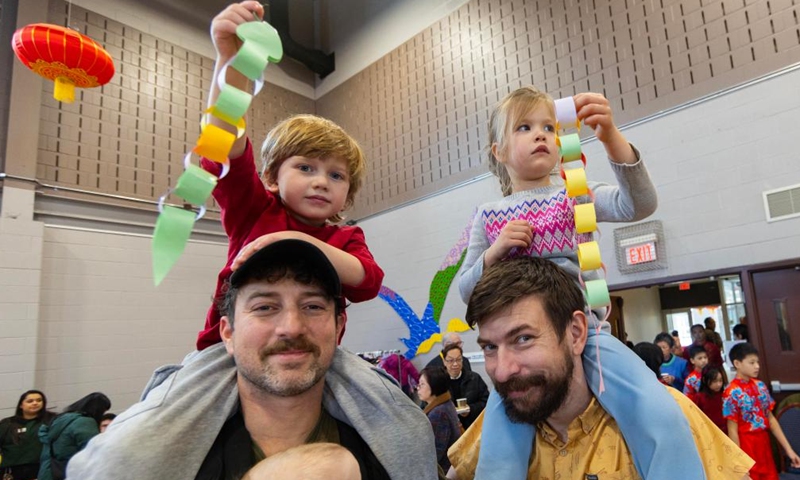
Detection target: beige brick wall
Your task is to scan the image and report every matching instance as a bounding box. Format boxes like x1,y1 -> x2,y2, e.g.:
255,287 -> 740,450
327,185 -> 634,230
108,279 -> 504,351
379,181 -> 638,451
34,226 -> 224,412
36,1 -> 315,210
0,215 -> 44,419
318,0 -> 800,219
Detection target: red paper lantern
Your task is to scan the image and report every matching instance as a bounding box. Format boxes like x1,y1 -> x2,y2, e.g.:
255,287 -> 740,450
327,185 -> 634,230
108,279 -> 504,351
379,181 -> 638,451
11,23 -> 115,103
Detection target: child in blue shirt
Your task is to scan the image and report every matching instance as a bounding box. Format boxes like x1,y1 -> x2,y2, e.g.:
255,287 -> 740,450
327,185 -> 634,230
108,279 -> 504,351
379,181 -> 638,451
655,332 -> 689,389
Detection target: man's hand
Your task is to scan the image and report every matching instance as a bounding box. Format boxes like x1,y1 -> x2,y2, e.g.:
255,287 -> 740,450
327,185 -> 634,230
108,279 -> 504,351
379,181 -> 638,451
484,220 -> 532,268
573,92 -> 636,164
211,1 -> 264,61
458,405 -> 471,417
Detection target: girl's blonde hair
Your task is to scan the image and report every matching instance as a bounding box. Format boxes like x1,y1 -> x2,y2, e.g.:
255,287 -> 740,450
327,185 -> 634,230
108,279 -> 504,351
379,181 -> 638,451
486,86 -> 555,196
260,114 -> 366,224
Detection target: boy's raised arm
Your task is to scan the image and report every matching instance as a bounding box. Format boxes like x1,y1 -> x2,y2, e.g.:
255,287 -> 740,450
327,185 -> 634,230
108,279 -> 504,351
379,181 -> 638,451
231,231 -> 367,288
207,1 -> 264,159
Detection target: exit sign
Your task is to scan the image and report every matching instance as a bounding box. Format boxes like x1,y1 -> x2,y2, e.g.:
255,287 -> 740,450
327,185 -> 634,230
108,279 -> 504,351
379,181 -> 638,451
625,242 -> 657,265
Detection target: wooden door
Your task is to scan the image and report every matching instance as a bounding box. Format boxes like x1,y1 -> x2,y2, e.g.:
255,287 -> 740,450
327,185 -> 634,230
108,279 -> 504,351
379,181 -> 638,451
752,267 -> 800,392
608,296 -> 625,341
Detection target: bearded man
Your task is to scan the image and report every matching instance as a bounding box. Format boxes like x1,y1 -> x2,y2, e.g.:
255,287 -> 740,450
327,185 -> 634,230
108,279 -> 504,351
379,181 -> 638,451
446,257 -> 755,480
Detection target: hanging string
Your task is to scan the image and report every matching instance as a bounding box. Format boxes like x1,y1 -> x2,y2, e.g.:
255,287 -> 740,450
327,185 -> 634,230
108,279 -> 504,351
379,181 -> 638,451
65,0 -> 74,30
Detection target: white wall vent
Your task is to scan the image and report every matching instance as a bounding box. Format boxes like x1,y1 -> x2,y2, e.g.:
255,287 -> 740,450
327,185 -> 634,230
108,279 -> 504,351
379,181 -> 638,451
763,184 -> 800,222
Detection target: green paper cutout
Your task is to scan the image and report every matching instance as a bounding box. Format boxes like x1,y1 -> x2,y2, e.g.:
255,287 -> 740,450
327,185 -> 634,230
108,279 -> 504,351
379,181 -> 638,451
231,41 -> 269,80
152,206 -> 196,286
152,21 -> 285,287
173,164 -> 218,206
429,250 -> 466,324
216,84 -> 252,124
585,279 -> 610,308
237,22 -> 283,63
559,133 -> 582,162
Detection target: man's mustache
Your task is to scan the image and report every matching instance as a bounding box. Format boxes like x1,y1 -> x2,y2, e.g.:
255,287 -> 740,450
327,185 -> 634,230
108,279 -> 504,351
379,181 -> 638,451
260,337 -> 320,358
495,374 -> 547,396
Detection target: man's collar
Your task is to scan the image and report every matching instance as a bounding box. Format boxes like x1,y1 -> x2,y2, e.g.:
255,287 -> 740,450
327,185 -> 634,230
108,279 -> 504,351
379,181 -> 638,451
450,371 -> 463,380
538,396 -> 605,447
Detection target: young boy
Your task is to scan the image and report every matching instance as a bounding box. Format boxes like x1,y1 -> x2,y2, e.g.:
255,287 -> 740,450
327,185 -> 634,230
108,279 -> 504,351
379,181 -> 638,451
197,110 -> 383,347
196,1 -> 383,350
683,345 -> 709,400
724,342 -> 800,479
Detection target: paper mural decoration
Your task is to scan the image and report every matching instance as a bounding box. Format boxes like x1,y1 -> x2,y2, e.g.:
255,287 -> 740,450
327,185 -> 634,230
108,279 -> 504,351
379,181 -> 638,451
11,23 -> 115,103
151,19 -> 282,285
554,96 -> 610,391
378,213 -> 475,358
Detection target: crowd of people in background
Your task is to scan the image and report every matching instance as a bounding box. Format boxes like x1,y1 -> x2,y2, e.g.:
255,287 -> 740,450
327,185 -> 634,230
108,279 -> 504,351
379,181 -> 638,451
631,317 -> 800,477
0,391 -> 113,480
370,332 -> 488,472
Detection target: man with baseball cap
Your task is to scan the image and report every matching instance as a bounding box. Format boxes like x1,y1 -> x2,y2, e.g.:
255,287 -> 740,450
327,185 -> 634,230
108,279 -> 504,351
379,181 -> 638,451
69,240 -> 436,479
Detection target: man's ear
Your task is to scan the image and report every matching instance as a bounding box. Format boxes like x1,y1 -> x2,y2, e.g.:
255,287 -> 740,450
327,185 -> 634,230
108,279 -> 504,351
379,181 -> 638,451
566,310 -> 589,356
220,316 -> 235,355
335,313 -> 345,340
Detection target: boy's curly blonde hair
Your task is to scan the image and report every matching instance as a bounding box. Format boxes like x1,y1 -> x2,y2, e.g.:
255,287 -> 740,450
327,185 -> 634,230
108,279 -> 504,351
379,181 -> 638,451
487,86 -> 555,196
260,114 -> 366,224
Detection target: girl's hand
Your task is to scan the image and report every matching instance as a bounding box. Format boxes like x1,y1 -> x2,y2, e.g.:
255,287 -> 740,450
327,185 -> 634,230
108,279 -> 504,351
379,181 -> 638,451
210,1 -> 264,61
484,220 -> 532,268
573,93 -> 619,144
573,92 -> 636,164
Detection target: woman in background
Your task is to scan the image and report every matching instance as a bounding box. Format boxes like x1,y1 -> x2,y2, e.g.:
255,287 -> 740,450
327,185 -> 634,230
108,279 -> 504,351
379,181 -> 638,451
38,392 -> 110,480
0,390 -> 56,480
418,366 -> 462,472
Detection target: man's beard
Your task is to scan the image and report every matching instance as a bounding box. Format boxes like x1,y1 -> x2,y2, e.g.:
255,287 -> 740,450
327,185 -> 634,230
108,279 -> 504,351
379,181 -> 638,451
494,346 -> 574,425
238,336 -> 327,397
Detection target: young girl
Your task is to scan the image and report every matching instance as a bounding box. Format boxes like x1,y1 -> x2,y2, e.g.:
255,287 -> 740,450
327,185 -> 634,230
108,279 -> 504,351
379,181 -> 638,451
458,86 -> 705,479
695,367 -> 727,433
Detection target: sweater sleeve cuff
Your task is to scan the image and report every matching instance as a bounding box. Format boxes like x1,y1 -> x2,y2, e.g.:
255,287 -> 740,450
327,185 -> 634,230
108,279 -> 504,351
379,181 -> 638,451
609,143 -> 644,171
200,138 -> 252,176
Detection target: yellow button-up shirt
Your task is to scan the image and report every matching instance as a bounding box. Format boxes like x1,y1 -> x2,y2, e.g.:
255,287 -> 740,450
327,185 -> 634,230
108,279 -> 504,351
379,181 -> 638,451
448,387 -> 754,480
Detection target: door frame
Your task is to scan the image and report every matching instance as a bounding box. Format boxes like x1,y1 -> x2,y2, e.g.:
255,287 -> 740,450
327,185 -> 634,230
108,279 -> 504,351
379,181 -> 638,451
741,261 -> 800,386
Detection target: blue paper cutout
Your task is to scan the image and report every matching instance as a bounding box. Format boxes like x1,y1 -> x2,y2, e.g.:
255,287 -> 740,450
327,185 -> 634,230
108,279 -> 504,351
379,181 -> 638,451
378,286 -> 440,359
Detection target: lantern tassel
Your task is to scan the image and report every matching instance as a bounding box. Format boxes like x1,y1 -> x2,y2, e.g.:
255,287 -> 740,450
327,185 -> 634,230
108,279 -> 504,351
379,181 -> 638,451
54,76 -> 75,103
